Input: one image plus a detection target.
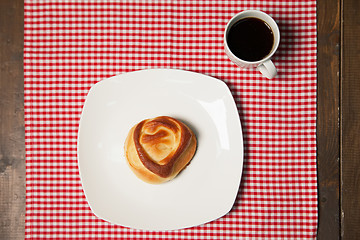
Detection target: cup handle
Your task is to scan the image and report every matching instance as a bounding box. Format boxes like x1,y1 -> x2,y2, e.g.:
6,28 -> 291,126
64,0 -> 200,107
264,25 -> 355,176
257,60 -> 277,79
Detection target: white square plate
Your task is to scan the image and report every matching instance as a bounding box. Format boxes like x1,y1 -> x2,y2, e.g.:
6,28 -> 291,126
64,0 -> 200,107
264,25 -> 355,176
77,69 -> 243,230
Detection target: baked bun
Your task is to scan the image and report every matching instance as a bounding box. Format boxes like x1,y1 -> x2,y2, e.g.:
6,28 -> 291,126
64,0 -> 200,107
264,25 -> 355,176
124,116 -> 197,184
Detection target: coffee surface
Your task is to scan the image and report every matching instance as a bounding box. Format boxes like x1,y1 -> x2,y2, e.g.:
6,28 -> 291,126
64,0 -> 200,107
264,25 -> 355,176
227,17 -> 274,62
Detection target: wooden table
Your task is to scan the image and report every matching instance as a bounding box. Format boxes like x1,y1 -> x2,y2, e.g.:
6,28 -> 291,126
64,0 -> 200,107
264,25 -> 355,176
1,0 -> 359,239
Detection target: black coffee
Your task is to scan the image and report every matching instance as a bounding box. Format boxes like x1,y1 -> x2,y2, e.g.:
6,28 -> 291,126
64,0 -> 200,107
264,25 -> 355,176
227,17 -> 274,62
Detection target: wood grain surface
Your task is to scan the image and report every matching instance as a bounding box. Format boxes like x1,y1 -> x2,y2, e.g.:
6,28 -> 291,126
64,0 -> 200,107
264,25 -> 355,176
341,0 -> 360,239
317,0 -> 341,239
0,0 -> 25,239
0,0 -> 359,239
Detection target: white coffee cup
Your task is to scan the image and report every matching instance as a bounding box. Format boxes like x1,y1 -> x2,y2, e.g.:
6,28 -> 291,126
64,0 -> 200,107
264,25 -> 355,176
224,10 -> 280,79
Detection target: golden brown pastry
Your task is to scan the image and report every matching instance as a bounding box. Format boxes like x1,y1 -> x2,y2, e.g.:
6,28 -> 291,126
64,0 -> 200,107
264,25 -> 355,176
124,116 -> 197,184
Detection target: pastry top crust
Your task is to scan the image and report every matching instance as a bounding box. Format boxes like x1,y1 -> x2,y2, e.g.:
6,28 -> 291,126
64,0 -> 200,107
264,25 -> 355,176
125,116 -> 197,184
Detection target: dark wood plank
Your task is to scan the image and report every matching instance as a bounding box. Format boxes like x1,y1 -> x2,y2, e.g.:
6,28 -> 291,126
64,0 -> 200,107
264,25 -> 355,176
341,0 -> 360,239
317,0 -> 341,239
0,0 -> 25,239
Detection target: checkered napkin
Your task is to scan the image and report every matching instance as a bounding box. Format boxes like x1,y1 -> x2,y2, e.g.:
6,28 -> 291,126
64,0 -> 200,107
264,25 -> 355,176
24,0 -> 317,239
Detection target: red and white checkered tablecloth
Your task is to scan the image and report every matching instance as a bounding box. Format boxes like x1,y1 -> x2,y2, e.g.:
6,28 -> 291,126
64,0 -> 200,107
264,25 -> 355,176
24,0 -> 317,239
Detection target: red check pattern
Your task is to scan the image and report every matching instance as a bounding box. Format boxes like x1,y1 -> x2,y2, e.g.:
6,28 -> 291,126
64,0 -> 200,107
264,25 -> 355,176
24,0 -> 317,239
